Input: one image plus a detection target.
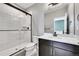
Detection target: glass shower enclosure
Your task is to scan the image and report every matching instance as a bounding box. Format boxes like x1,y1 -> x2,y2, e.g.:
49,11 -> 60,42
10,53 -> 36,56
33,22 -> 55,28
0,3 -> 32,52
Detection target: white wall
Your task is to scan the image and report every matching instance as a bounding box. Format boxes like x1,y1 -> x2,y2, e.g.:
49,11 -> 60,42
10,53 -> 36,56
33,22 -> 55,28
27,3 -> 46,36
44,7 -> 68,33
68,3 -> 79,35
68,3 -> 75,34
0,4 -> 31,51
75,3 -> 79,35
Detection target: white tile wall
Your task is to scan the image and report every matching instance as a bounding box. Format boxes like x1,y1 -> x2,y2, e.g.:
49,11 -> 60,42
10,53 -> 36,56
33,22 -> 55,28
0,31 -> 20,51
0,4 -> 31,51
19,31 -> 31,43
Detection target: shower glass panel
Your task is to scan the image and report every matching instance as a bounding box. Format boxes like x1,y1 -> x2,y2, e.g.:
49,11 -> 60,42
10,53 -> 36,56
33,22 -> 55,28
0,3 -> 31,52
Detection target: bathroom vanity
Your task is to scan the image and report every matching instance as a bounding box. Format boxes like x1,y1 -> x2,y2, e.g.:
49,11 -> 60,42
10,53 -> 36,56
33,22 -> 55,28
39,39 -> 79,56
33,33 -> 79,56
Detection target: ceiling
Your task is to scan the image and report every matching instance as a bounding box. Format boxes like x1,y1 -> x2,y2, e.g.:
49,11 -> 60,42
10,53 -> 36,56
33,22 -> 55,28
46,3 -> 68,14
11,3 -> 68,14
11,3 -> 35,11
15,3 -> 34,9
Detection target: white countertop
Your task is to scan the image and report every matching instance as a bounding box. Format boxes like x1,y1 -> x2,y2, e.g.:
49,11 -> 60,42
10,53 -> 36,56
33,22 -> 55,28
0,42 -> 36,56
34,33 -> 79,46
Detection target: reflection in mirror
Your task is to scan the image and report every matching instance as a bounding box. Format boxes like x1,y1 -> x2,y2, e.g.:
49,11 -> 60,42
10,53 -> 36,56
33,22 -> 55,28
54,18 -> 64,34
44,3 -> 70,35
53,16 -> 69,35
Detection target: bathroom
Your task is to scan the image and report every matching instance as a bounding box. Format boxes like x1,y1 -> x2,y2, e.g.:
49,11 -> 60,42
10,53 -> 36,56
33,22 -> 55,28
0,3 -> 79,57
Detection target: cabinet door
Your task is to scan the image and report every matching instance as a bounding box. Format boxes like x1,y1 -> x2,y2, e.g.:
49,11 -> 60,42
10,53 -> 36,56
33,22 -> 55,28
39,39 -> 53,56
39,45 -> 52,56
53,47 -> 74,56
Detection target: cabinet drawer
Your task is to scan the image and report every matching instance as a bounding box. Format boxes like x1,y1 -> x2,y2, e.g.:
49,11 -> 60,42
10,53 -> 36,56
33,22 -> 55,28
53,41 -> 79,52
53,47 -> 74,56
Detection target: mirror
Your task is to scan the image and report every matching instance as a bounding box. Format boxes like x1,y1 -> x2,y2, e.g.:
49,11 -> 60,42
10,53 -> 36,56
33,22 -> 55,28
44,3 -> 70,35
54,17 -> 65,34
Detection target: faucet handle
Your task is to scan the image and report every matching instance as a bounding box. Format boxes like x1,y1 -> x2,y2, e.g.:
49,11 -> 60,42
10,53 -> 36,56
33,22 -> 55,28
22,26 -> 30,31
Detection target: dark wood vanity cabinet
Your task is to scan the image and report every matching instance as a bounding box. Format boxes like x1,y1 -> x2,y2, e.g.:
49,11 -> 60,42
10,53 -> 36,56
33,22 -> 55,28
53,41 -> 74,56
39,39 -> 79,56
39,39 -> 53,56
53,47 -> 74,56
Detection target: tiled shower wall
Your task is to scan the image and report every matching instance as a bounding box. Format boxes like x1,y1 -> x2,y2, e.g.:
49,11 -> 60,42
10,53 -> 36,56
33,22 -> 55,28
0,4 -> 31,51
